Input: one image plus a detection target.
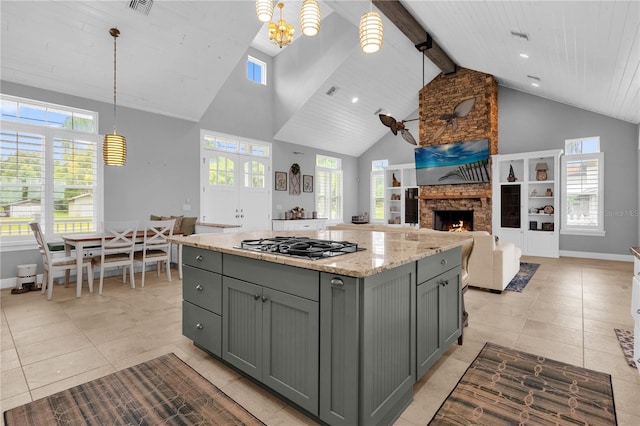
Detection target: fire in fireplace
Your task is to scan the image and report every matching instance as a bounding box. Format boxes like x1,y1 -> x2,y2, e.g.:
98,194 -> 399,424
433,210 -> 474,232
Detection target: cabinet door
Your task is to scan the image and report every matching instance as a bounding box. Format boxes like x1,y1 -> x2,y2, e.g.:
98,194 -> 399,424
262,287 -> 319,415
439,268 -> 461,348
416,278 -> 441,379
222,277 -> 262,380
319,274 -> 359,426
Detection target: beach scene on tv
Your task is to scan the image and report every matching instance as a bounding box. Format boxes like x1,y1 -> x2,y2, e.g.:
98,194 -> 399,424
415,139 -> 490,185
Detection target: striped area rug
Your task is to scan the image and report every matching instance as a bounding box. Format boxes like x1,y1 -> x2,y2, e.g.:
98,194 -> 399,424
429,342 -> 617,425
3,353 -> 264,425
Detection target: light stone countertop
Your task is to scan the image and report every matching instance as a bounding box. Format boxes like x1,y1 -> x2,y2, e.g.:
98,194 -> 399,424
171,229 -> 472,278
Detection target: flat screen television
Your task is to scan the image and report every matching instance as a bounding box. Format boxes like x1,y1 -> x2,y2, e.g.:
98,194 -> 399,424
414,138 -> 490,185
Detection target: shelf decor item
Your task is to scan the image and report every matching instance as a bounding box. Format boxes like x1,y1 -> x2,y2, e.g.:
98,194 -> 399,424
535,162 -> 549,181
507,164 -> 517,182
543,205 -> 554,214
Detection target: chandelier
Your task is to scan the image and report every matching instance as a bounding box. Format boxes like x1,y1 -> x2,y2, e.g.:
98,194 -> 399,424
103,27 -> 126,166
269,3 -> 295,48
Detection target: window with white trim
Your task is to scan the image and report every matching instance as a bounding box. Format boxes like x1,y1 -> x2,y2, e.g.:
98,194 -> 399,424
315,155 -> 343,222
0,95 -> 100,243
247,56 -> 266,85
370,159 -> 388,222
561,136 -> 604,236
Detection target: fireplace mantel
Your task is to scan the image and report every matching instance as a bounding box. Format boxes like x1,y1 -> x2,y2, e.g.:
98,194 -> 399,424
418,190 -> 492,200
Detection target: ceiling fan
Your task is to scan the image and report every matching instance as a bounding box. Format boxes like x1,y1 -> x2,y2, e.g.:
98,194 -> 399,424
430,97 -> 476,141
378,114 -> 418,145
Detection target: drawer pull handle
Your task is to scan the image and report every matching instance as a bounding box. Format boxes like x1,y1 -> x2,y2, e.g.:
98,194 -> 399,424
195,255 -> 204,261
331,278 -> 344,286
254,294 -> 260,300
261,296 -> 269,303
195,285 -> 204,291
196,323 -> 204,330
440,258 -> 447,265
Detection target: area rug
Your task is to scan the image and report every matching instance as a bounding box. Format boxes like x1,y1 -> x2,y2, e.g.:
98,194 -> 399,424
428,342 -> 617,425
614,328 -> 637,368
3,353 -> 265,425
505,262 -> 540,292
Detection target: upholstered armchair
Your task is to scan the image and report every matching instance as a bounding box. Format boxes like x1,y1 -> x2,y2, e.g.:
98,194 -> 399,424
467,231 -> 522,293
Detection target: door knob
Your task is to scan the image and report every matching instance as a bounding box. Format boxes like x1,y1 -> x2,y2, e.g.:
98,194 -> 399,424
195,255 -> 203,261
196,323 -> 203,330
254,294 -> 260,300
261,296 -> 268,303
195,284 -> 204,291
440,258 -> 447,265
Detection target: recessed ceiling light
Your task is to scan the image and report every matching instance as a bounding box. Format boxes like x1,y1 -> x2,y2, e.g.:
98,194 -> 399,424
352,97 -> 359,103
520,53 -> 529,59
531,82 -> 540,87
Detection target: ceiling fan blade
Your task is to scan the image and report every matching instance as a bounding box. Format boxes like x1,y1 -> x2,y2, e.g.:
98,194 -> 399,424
451,118 -> 458,131
453,97 -> 476,118
379,114 -> 399,135
400,129 -> 417,145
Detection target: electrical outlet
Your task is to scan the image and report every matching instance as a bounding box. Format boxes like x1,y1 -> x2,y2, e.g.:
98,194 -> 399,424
183,204 -> 191,211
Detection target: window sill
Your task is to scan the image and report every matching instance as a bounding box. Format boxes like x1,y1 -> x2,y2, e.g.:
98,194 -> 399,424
0,240 -> 39,252
560,229 -> 606,237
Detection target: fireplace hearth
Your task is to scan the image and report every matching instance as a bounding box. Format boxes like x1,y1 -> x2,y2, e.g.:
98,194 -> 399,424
433,210 -> 474,232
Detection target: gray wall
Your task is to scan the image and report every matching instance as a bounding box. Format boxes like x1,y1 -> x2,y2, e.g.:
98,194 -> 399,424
357,87 -> 639,256
0,46 -> 358,280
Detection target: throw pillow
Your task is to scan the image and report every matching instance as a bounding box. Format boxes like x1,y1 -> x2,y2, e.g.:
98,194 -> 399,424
181,216 -> 197,235
161,215 -> 183,235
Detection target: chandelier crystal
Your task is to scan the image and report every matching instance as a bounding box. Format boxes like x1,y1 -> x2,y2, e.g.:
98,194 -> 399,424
300,0 -> 320,37
103,27 -> 126,166
269,3 -> 295,48
256,0 -> 274,23
359,1 -> 383,54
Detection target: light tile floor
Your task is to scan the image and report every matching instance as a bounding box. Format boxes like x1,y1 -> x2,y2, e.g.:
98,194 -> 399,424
1,256 -> 639,425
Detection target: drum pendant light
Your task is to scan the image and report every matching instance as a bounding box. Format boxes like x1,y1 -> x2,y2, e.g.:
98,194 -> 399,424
359,0 -> 383,54
103,27 -> 126,166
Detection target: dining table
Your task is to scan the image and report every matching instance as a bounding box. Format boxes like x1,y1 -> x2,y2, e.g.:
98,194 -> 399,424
61,232 -> 184,297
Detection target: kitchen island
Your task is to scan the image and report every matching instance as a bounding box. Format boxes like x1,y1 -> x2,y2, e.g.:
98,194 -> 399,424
171,229 -> 471,426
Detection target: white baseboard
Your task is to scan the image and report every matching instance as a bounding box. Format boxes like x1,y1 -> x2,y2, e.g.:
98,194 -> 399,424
559,250 -> 633,262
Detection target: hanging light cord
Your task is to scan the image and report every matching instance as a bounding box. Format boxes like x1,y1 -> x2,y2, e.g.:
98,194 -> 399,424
110,28 -> 120,133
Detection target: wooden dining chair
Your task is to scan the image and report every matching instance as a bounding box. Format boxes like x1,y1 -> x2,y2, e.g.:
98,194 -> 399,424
29,222 -> 93,300
94,221 -> 138,295
133,219 -> 175,288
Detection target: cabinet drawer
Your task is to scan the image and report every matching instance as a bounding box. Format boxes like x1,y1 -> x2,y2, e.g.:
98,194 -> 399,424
417,246 -> 461,284
183,246 -> 222,272
224,254 -> 319,301
183,265 -> 222,314
183,301 -> 221,357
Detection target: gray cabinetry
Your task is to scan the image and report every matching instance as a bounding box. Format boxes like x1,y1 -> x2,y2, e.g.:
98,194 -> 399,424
182,246 -> 223,357
319,262 -> 416,426
416,247 -> 462,380
222,255 -> 320,415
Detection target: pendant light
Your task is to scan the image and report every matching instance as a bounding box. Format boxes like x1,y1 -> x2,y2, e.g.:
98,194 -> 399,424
256,0 -> 274,23
103,27 -> 126,166
300,0 -> 320,37
359,1 -> 383,54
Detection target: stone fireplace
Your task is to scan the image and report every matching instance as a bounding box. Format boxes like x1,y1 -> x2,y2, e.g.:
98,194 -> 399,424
417,67 -> 498,233
433,210 -> 474,232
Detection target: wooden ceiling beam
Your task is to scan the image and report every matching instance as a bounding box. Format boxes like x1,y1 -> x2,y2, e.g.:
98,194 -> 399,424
372,0 -> 457,74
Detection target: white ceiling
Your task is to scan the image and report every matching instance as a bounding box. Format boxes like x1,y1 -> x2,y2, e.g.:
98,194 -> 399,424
1,1 -> 638,157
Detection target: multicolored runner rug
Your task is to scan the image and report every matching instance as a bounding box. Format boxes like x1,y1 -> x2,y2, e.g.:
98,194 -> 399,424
3,353 -> 264,425
505,262 -> 540,292
429,342 -> 617,425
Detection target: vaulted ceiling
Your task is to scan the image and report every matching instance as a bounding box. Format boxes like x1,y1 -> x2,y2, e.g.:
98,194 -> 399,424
2,1 -> 638,157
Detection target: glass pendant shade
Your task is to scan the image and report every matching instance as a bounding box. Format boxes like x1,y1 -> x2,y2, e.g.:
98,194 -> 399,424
359,11 -> 383,53
103,133 -> 126,166
300,0 -> 320,37
256,0 -> 274,23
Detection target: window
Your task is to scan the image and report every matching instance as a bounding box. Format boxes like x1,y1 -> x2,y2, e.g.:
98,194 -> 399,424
370,159 -> 388,222
244,160 -> 265,188
315,155 -> 343,222
0,95 -> 100,244
247,56 -> 266,85
209,156 -> 235,186
561,136 -> 604,236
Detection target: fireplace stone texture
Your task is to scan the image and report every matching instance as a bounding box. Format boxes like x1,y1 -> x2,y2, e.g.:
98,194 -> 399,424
418,67 -> 498,233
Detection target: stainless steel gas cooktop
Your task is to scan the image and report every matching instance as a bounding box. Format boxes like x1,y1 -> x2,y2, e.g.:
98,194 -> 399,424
237,236 -> 363,259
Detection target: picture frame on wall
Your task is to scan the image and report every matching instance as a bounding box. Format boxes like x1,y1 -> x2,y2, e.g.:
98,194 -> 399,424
275,171 -> 287,191
303,175 -> 313,193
